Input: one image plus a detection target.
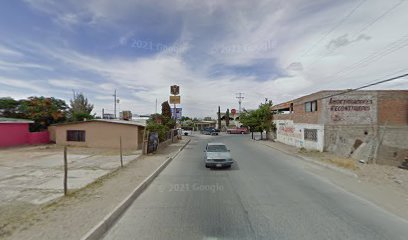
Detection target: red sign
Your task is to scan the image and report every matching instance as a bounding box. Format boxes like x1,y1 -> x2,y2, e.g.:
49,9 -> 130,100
231,109 -> 237,115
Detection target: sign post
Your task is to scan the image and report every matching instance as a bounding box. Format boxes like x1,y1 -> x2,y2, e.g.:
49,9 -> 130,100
170,85 -> 181,125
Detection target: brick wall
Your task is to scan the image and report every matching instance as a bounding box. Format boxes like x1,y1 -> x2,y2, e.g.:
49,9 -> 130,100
377,91 -> 408,126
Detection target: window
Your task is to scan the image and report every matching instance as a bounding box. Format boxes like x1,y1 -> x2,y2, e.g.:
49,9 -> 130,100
305,100 -> 317,112
207,145 -> 228,152
67,130 -> 86,142
304,129 -> 318,142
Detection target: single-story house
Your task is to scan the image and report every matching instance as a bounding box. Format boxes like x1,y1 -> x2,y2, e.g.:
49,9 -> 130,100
0,117 -> 50,148
51,119 -> 146,150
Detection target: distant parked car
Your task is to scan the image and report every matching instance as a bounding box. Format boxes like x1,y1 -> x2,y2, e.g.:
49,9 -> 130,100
182,129 -> 192,136
201,127 -> 218,135
226,127 -> 249,134
204,143 -> 233,168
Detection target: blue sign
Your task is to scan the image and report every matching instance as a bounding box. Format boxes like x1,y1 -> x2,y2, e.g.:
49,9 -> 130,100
171,108 -> 182,120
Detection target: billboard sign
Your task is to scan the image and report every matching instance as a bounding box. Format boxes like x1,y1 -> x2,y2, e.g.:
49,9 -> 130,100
170,85 -> 180,95
171,108 -> 182,120
169,95 -> 181,104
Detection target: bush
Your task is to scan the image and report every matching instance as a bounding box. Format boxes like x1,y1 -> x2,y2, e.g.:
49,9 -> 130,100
146,122 -> 169,142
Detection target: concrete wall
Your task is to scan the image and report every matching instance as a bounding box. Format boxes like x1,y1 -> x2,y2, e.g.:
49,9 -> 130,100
324,125 -> 376,160
55,122 -> 143,150
321,92 -> 378,125
48,125 -> 56,142
324,125 -> 408,166
376,126 -> 408,165
274,120 -> 324,152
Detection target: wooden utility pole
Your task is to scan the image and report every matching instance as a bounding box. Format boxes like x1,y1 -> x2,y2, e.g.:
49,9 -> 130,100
120,136 -> 123,167
63,146 -> 68,196
217,106 -> 221,131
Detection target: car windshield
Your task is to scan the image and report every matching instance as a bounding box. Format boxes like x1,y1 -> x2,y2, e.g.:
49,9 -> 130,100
207,145 -> 228,152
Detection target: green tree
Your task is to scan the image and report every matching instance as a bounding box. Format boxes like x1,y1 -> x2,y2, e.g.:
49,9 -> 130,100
225,108 -> 230,127
258,101 -> 275,140
146,120 -> 169,142
203,116 -> 212,121
180,116 -> 191,121
161,101 -> 172,119
68,91 -> 94,121
18,97 -> 68,131
240,110 -> 261,139
0,97 -> 20,118
160,101 -> 175,129
240,101 -> 275,140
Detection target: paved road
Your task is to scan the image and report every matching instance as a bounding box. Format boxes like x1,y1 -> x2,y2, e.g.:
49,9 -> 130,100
103,134 -> 408,240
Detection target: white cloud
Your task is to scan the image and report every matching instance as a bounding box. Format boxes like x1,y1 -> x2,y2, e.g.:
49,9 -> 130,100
7,0 -> 408,117
0,45 -> 23,57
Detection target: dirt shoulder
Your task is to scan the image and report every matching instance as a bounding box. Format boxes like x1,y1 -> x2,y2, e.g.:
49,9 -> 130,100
1,139 -> 189,240
257,139 -> 408,221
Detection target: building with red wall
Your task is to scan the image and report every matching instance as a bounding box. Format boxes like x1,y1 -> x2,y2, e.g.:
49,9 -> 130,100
0,118 -> 50,148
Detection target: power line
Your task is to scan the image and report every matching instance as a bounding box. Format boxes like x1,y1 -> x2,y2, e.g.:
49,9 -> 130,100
300,0 -> 367,57
277,72 -> 408,108
330,34 -> 408,79
356,0 -> 405,34
306,0 -> 407,71
315,72 -> 408,101
298,0 -> 405,74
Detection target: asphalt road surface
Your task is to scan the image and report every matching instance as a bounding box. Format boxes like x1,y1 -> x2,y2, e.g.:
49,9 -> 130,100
103,134 -> 408,240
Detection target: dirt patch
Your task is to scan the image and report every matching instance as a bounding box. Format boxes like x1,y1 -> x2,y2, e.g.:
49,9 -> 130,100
299,150 -> 358,170
356,164 -> 408,192
0,139 -> 188,240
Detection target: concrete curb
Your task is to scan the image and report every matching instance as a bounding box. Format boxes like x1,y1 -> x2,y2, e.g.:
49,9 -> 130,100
80,139 -> 191,240
256,140 -> 358,178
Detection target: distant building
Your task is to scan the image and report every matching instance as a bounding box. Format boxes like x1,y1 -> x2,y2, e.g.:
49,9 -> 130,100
272,90 -> 408,165
50,119 -> 146,150
0,118 -> 49,148
102,113 -> 115,119
195,120 -> 216,130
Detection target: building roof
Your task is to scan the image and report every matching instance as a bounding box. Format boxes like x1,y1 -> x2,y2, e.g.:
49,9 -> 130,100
52,119 -> 146,127
0,117 -> 34,123
271,90 -> 408,111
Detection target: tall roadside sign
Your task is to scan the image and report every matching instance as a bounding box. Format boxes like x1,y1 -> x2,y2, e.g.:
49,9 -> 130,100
169,85 -> 181,123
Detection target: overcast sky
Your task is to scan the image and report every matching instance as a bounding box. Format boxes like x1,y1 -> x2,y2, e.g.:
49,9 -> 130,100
0,0 -> 407,117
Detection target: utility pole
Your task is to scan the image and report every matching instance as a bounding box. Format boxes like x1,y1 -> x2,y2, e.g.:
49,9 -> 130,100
155,98 -> 158,114
113,89 -> 117,119
113,90 -> 120,119
236,92 -> 245,113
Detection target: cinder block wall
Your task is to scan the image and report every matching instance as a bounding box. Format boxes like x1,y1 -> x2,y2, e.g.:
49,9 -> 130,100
377,91 -> 408,126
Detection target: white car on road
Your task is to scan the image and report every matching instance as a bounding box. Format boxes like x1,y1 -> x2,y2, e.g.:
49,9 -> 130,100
204,143 -> 233,168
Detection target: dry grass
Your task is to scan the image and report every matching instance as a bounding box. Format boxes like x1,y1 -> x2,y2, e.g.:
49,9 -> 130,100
299,150 -> 358,170
324,157 -> 358,170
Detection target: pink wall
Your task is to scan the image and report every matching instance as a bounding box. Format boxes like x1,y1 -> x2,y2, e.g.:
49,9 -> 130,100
28,131 -> 50,144
0,123 -> 50,147
28,131 -> 50,145
0,123 -> 30,147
